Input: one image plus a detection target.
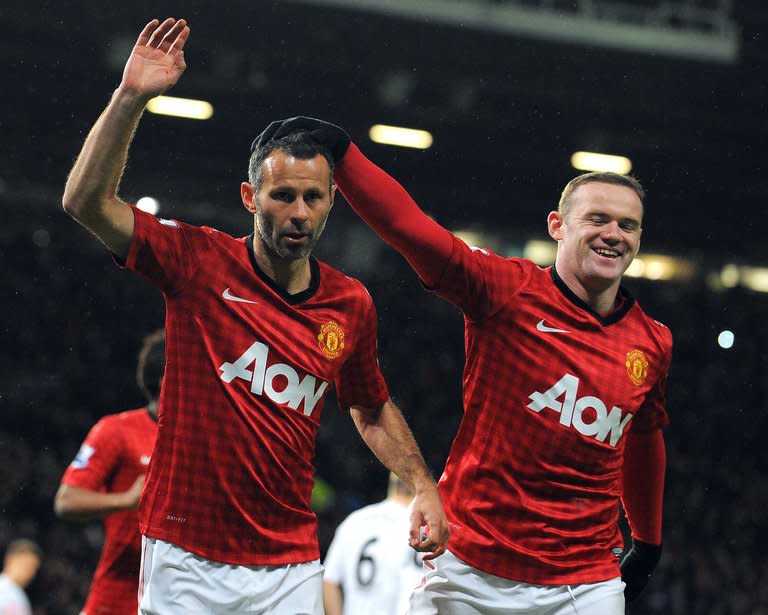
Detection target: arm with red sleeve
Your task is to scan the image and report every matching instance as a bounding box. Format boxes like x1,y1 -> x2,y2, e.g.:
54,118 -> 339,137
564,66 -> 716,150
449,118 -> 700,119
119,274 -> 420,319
335,143 -> 454,289
620,427 -> 665,602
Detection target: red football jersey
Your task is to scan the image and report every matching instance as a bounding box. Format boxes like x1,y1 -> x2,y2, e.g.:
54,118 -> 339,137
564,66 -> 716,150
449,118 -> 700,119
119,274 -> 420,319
433,238 -> 672,585
122,207 -> 389,565
61,408 -> 157,615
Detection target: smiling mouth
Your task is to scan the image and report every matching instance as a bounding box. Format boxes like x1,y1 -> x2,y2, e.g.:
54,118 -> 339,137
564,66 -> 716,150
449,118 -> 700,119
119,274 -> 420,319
593,247 -> 621,259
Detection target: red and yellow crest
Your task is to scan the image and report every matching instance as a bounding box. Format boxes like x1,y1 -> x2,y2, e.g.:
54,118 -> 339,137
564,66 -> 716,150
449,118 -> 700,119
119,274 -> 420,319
625,349 -> 649,386
318,321 -> 346,359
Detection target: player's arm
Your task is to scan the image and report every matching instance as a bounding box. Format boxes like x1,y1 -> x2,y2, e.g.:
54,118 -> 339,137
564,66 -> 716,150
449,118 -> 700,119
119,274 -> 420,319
335,143 -> 455,288
350,399 -> 449,559
261,117 -> 454,288
620,427 -> 665,602
62,18 -> 190,260
54,475 -> 146,521
322,580 -> 344,615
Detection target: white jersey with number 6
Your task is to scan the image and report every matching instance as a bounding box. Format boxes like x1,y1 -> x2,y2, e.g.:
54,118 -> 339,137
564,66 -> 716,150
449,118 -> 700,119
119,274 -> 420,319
324,499 -> 423,615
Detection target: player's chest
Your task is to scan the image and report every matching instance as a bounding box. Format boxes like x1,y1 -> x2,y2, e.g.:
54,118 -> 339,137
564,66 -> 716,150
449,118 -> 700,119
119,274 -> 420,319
479,299 -> 661,413
177,266 -> 359,383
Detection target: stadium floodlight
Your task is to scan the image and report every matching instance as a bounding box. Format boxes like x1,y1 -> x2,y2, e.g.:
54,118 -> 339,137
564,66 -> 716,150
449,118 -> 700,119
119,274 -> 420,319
146,96 -> 214,120
571,151 -> 632,174
741,267 -> 768,293
369,124 -> 433,149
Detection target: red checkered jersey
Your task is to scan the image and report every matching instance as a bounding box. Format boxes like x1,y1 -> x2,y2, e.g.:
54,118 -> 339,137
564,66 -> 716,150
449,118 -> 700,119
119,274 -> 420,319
433,237 -> 672,585
121,207 -> 389,565
61,408 -> 157,615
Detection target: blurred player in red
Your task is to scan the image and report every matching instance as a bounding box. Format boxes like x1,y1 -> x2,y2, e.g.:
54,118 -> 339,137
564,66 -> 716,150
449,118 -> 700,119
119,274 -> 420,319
55,329 -> 163,615
268,118 -> 672,613
61,18 -> 448,614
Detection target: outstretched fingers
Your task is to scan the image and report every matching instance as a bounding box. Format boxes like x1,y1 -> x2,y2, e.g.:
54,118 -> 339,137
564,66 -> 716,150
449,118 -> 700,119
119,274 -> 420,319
135,19 -> 160,48
159,19 -> 190,54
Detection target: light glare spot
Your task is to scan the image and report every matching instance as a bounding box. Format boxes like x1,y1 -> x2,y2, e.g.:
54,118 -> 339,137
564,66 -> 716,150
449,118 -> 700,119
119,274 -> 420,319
717,330 -> 734,349
136,197 -> 159,215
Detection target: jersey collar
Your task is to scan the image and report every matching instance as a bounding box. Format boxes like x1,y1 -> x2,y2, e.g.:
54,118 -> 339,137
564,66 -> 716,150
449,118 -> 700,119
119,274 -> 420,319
550,265 -> 635,326
246,233 -> 320,305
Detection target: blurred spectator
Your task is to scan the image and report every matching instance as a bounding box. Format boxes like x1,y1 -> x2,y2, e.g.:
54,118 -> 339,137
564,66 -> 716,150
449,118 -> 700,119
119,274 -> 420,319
0,539 -> 42,615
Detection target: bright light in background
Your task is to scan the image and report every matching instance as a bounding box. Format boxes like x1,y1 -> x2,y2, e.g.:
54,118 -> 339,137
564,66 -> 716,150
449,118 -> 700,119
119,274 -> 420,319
454,230 -> 486,249
146,96 -> 214,120
524,240 -> 557,265
571,151 -> 632,174
718,330 -> 735,349
741,267 -> 768,293
625,258 -> 645,278
720,264 -> 740,288
369,124 -> 433,149
136,196 -> 159,215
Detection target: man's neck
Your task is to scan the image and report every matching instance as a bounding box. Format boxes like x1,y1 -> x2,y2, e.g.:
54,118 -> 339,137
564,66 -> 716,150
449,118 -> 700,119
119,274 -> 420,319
556,267 -> 621,315
251,237 -> 312,295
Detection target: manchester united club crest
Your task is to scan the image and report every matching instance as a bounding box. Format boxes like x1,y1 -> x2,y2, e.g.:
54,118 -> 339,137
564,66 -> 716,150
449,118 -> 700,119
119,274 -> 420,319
625,349 -> 649,386
318,321 -> 345,359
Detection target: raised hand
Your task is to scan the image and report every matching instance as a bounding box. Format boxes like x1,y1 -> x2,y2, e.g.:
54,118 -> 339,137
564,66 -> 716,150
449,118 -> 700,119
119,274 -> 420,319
120,18 -> 191,100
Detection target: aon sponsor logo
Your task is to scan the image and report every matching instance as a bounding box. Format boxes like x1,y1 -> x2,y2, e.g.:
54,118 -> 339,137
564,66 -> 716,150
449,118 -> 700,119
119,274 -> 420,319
526,374 -> 632,447
219,341 -> 329,416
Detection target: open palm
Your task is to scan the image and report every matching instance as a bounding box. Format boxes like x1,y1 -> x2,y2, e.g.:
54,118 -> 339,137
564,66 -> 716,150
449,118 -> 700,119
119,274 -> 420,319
121,18 -> 190,99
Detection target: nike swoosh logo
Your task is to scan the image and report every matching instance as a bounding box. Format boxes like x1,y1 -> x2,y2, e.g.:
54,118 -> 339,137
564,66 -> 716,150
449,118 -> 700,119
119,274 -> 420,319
222,288 -> 259,305
536,319 -> 569,334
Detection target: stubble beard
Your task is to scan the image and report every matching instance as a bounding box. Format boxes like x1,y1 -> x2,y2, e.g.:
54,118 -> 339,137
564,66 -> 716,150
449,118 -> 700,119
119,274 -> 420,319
255,208 -> 329,261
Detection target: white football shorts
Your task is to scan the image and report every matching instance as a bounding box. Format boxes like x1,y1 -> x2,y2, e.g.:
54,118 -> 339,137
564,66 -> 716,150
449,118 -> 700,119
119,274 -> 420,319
408,549 -> 625,615
138,536 -> 324,614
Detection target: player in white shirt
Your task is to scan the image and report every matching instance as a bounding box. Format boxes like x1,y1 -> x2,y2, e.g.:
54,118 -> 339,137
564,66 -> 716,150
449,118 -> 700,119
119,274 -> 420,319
324,473 -> 424,615
0,539 -> 42,615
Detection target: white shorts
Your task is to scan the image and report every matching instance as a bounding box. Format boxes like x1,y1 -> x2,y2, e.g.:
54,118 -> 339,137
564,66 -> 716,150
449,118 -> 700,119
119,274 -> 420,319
408,549 -> 625,615
138,536 -> 324,614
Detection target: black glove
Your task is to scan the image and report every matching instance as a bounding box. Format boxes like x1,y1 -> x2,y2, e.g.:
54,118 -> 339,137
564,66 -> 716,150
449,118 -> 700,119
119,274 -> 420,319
250,116 -> 351,162
620,539 -> 662,603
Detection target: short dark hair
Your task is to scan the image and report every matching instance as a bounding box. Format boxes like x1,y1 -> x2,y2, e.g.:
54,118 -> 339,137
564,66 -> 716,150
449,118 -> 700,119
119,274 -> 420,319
136,329 -> 165,401
247,131 -> 335,191
5,539 -> 42,560
558,172 -> 646,218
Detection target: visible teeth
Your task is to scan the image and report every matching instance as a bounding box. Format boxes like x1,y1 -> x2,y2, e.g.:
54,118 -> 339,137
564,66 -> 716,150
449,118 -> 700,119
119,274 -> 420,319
595,248 -> 619,257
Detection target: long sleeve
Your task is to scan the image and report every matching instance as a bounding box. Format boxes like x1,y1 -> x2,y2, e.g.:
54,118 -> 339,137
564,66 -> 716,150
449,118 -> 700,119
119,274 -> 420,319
335,144 -> 455,288
621,428 -> 666,544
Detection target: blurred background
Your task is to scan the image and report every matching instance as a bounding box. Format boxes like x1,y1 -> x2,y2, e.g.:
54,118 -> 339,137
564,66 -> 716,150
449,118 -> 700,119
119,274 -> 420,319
1,0 -> 766,612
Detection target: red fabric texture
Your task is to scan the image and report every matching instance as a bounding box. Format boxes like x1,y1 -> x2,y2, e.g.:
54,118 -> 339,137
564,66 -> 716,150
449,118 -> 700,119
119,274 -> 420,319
122,207 -> 389,565
61,408 -> 157,615
622,428 -> 666,544
334,146 -> 673,584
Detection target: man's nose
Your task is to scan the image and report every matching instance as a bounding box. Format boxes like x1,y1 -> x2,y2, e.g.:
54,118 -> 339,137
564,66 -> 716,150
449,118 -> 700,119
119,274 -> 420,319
602,220 -> 622,241
290,199 -> 310,221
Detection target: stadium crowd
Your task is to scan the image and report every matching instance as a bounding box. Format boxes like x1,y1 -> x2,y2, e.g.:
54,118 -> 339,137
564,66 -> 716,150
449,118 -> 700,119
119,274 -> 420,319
1,195 -> 766,614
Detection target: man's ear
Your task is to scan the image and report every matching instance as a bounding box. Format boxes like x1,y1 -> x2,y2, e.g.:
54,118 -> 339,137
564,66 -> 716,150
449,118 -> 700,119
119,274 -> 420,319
329,183 -> 337,209
547,211 -> 564,241
241,182 -> 257,214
